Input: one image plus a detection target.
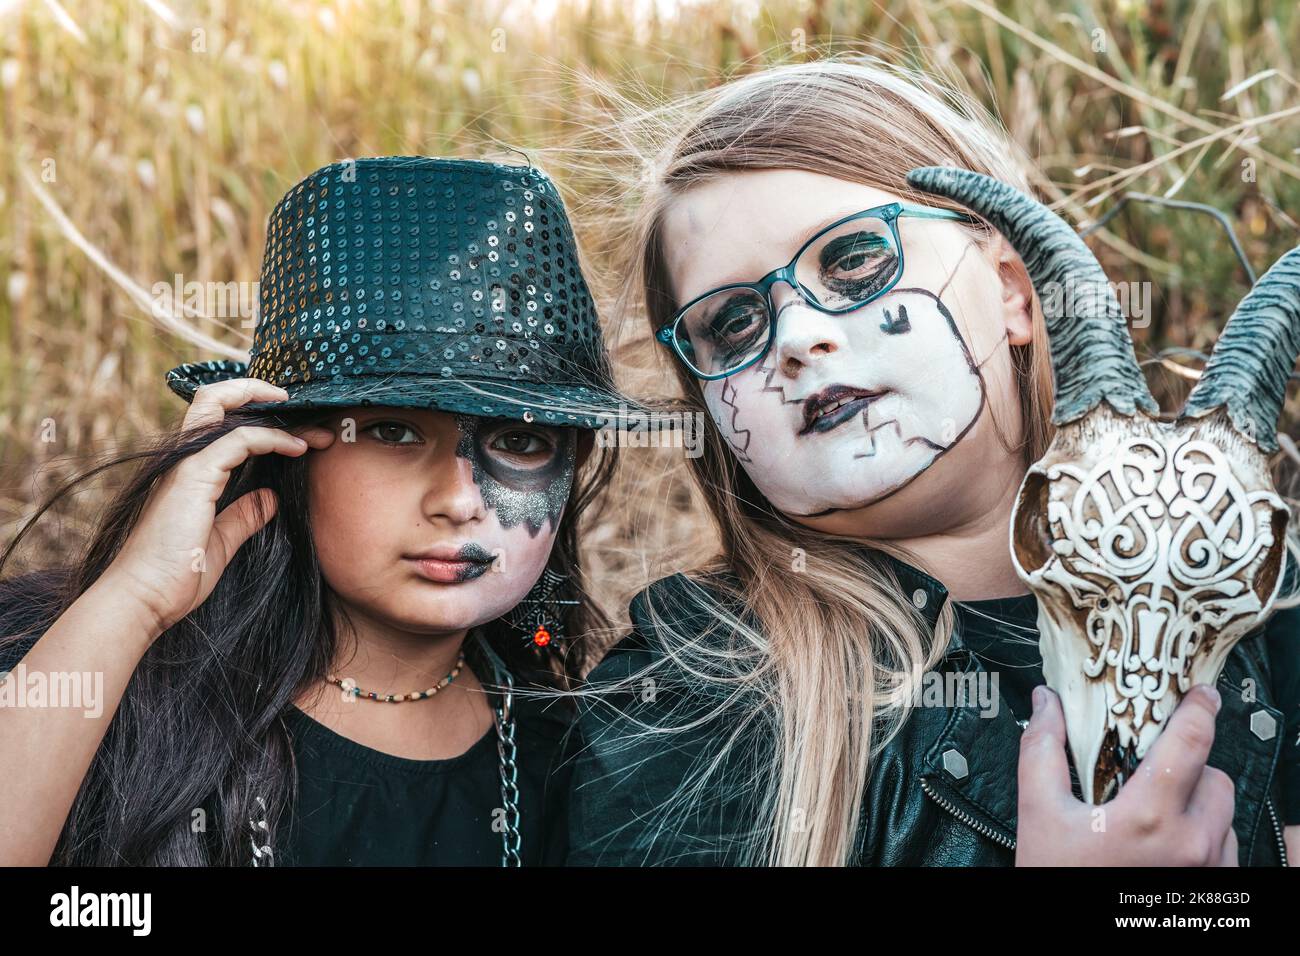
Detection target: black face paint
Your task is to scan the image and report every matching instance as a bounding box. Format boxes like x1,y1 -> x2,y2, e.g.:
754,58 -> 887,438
452,543 -> 496,582
879,303 -> 911,335
818,230 -> 898,303
453,415 -> 576,537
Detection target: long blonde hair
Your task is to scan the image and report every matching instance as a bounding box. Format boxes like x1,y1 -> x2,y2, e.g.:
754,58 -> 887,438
571,56 -> 1053,867
568,53 -> 1300,867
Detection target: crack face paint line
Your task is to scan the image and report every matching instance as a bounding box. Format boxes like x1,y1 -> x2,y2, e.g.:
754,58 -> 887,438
757,362 -> 808,406
453,414 -> 577,537
717,376 -> 754,462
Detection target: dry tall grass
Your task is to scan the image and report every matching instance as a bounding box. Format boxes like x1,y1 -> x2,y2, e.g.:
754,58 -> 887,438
3,0 -> 1300,631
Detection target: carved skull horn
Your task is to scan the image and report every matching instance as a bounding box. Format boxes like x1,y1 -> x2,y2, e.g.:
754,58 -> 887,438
907,166 -> 1300,803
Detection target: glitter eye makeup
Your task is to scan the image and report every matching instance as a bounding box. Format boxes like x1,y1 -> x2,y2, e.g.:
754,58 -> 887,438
453,414 -> 576,536
486,428 -> 554,459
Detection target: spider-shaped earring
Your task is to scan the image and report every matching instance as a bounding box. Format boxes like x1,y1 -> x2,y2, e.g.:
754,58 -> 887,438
506,568 -> 579,651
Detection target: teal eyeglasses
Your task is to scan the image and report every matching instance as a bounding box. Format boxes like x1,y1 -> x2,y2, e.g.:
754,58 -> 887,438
655,201 -> 977,380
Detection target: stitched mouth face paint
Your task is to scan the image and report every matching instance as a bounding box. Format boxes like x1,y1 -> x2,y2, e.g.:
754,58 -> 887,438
453,414 -> 577,537
704,286 -> 986,517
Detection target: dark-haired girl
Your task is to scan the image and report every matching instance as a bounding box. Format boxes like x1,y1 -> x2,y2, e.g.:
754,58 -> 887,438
0,156 -> 622,866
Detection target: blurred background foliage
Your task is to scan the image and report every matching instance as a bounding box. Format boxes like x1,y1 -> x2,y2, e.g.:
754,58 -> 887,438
3,0 -> 1300,618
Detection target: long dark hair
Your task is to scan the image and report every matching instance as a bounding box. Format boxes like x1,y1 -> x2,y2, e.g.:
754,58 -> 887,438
0,404 -> 614,865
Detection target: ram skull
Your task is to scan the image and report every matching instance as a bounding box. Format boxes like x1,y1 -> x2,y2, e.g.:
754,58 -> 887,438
909,166 -> 1299,803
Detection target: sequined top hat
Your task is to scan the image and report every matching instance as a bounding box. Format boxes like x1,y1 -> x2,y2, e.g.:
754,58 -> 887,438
165,156 -> 629,428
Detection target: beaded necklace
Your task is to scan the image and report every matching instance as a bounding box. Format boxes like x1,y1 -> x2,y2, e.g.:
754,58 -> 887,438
325,650 -> 466,702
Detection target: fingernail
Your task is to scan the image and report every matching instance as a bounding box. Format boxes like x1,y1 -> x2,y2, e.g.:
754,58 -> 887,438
1204,685 -> 1222,714
1031,685 -> 1045,714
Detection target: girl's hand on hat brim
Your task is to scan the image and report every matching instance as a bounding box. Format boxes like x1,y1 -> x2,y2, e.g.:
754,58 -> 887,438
183,378 -> 290,431
180,378 -> 334,452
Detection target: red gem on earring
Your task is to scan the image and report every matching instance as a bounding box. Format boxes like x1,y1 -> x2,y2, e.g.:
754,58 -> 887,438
532,626 -> 552,647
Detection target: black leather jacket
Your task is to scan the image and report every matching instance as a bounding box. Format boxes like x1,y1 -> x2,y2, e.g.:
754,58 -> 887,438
567,550 -> 1296,866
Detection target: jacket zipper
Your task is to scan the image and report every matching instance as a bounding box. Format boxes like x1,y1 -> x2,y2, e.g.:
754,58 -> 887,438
920,777 -> 1016,850
1266,797 -> 1288,867
922,777 -> 1285,864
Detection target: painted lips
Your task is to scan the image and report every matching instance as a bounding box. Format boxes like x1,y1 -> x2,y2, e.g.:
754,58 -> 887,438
405,542 -> 497,584
799,384 -> 889,435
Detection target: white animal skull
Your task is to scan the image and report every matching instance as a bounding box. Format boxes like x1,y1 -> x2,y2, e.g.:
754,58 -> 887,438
1012,405 -> 1286,801
910,167 -> 1300,803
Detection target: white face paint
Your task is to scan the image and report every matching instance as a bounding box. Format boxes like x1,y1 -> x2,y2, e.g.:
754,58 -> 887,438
663,170 -> 1022,527
702,287 -> 984,515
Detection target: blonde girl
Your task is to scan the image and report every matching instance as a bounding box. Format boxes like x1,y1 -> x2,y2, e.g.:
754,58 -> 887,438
566,58 -> 1300,867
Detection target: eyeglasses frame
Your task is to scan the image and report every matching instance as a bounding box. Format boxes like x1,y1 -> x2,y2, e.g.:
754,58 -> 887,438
655,200 -> 978,380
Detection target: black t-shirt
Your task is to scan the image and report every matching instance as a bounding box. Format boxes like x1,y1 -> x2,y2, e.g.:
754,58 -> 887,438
0,631 -> 577,866
277,693 -> 576,866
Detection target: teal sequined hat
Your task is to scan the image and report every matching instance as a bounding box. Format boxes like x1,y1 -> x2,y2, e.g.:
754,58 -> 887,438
165,156 -> 630,428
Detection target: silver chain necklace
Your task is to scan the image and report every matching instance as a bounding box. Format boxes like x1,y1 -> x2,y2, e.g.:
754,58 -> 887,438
492,668 -> 522,866
251,637 -> 524,867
